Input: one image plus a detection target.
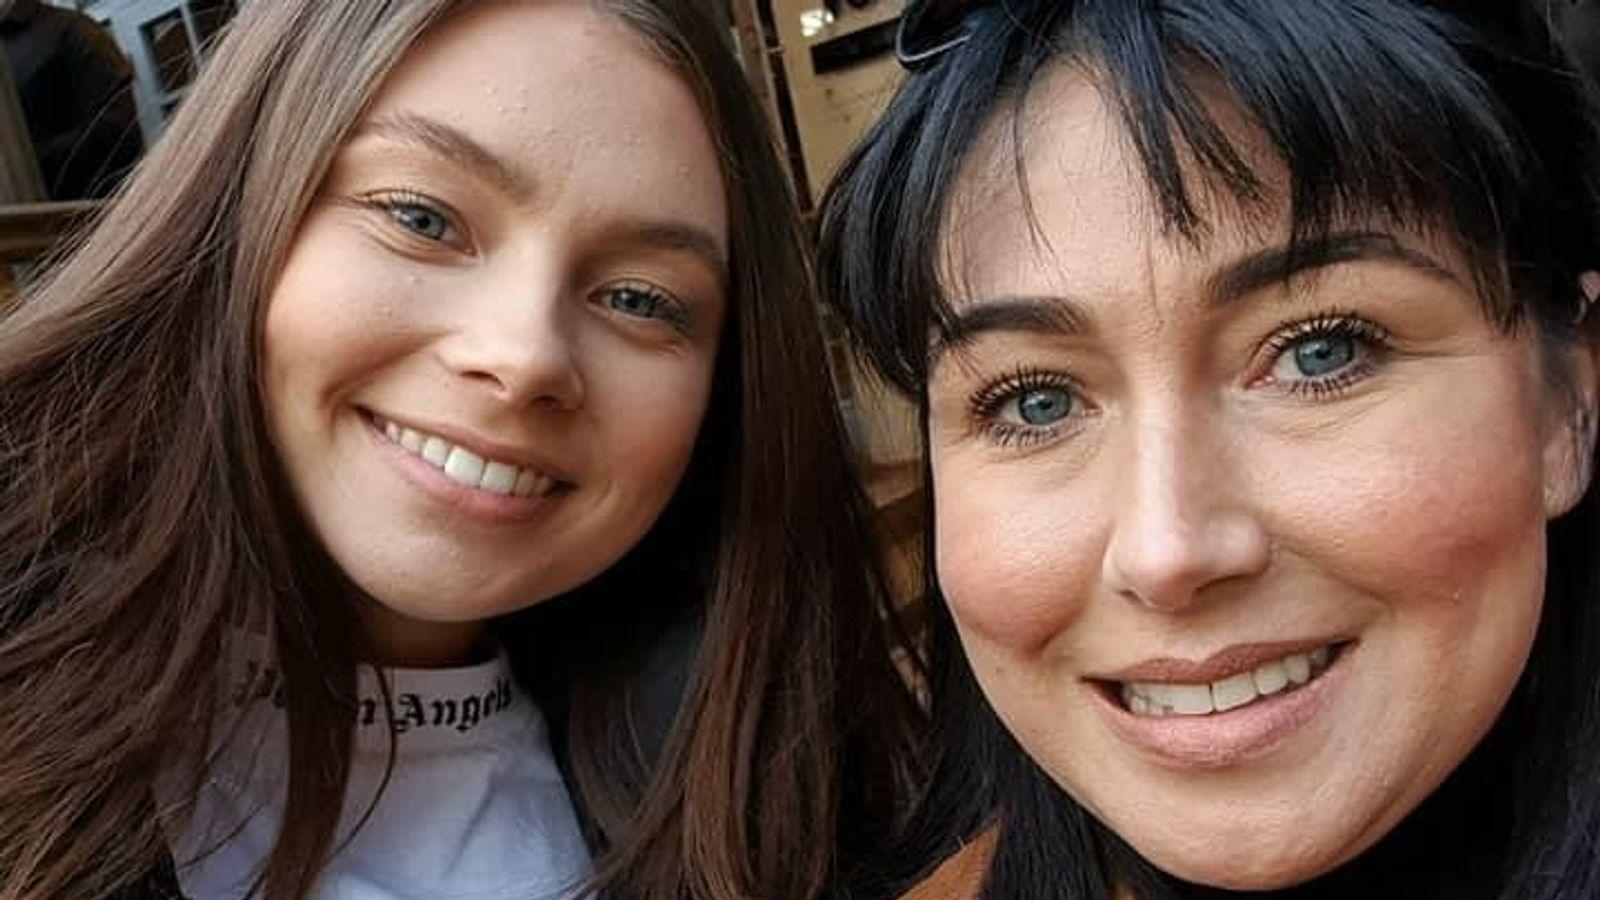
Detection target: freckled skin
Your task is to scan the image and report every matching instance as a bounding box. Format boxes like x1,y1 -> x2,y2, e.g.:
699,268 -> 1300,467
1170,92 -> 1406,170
928,69 -> 1585,888
263,0 -> 728,666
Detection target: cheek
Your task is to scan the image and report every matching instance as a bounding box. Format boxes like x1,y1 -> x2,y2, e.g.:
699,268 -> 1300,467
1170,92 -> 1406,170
262,217 -> 431,414
932,450 -> 1104,654
1264,369 -> 1548,624
584,342 -> 718,495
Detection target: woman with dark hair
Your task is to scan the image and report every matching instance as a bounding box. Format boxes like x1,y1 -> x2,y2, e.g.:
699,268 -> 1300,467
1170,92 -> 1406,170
820,1 -> 1600,898
0,1 -> 918,898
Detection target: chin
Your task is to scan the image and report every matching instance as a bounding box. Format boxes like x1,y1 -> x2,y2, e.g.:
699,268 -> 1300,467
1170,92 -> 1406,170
1129,828 -> 1352,892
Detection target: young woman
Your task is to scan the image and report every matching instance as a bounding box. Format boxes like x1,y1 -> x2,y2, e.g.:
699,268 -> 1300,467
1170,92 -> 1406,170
820,1 -> 1600,898
0,1 -> 917,898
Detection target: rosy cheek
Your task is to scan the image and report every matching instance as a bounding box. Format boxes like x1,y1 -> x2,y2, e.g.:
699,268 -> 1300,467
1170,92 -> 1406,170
934,463 -> 1102,655
1261,372 -> 1547,618
265,225 -> 432,384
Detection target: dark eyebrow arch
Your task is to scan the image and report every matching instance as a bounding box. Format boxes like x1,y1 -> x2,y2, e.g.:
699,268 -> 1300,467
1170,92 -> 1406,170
931,230 -> 1456,363
355,112 -> 536,205
933,295 -> 1090,361
1205,230 -> 1459,306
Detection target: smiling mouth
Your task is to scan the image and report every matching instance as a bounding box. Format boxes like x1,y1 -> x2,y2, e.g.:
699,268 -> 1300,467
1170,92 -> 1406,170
1111,643 -> 1349,718
368,413 -> 572,499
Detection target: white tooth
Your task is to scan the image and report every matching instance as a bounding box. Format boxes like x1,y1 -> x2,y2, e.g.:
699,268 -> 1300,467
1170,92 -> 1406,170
533,474 -> 557,497
479,461 -> 518,496
1167,683 -> 1214,716
1210,672 -> 1258,712
1284,653 -> 1312,685
513,469 -> 539,498
1140,683 -> 1176,712
1131,693 -> 1153,716
1253,660 -> 1289,695
1121,683 -> 1136,709
421,436 -> 451,466
442,447 -> 486,486
400,427 -> 426,453
384,420 -> 401,441
1310,646 -> 1331,669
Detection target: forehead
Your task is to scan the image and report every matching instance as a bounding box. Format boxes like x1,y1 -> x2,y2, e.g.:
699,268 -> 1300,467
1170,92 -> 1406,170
356,0 -> 727,240
942,66 -> 1289,306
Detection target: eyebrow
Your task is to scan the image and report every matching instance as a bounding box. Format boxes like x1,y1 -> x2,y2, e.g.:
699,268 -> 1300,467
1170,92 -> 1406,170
603,219 -> 728,283
932,230 -> 1456,360
355,112 -> 538,205
1204,230 -> 1458,306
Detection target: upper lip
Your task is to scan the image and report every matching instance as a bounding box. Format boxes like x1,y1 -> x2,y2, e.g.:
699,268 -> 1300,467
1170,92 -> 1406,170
365,408 -> 578,483
1092,637 -> 1348,684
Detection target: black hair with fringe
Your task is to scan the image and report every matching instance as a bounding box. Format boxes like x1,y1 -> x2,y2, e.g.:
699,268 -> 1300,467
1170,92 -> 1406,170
818,2 -> 1600,898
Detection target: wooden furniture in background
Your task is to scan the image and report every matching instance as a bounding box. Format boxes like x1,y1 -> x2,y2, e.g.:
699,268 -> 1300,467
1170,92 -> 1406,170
1,36 -> 43,310
0,200 -> 98,264
0,201 -> 99,312
757,0 -> 906,207
728,0 -> 925,592
731,0 -> 921,478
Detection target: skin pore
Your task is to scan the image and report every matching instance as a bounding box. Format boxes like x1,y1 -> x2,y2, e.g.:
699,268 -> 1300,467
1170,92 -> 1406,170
263,0 -> 728,666
925,66 -> 1593,890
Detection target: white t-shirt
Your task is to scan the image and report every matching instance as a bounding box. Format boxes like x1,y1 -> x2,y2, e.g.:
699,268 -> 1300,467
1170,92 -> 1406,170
156,648 -> 592,900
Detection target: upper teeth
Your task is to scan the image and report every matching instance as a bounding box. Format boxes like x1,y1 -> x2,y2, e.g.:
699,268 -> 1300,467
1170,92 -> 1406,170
1120,646 -> 1333,718
377,416 -> 558,498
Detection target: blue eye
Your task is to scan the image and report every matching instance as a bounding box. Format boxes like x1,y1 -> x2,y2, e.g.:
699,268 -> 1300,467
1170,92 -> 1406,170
389,202 -> 449,241
606,286 -> 665,318
1287,334 -> 1356,378
1261,313 -> 1389,399
602,283 -> 689,332
969,368 -> 1084,448
1009,387 -> 1074,426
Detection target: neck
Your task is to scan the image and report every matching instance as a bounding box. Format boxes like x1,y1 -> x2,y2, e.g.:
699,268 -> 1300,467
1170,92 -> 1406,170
356,599 -> 490,668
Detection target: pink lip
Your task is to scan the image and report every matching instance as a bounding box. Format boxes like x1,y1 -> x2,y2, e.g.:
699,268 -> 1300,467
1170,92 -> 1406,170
1092,642 -> 1355,770
361,413 -> 571,525
1096,638 -> 1344,684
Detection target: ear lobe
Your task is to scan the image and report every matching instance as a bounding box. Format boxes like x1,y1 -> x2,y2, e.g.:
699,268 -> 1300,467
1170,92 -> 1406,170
1544,341 -> 1599,519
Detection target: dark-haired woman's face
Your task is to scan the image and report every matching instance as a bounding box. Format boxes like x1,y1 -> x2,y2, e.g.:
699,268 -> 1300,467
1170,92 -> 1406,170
262,0 -> 727,665
927,71 -> 1589,888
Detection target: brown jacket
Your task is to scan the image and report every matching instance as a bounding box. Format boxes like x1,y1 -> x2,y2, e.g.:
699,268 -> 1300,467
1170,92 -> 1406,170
899,831 -> 996,900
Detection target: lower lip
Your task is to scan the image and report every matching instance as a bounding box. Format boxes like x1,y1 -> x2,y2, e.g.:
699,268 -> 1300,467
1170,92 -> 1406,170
1092,645 -> 1354,770
361,411 -> 569,525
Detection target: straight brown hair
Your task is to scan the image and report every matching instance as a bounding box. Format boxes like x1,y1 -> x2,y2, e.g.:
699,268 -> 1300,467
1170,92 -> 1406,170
0,2 -> 920,898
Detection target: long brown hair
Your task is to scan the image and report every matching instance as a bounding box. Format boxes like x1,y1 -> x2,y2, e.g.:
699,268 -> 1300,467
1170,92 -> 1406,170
0,2 -> 919,898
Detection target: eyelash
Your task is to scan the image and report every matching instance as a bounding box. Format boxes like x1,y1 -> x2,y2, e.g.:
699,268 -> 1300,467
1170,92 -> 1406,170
1255,311 -> 1390,400
358,189 -> 464,247
963,311 -> 1390,449
600,280 -> 692,335
967,366 -> 1086,448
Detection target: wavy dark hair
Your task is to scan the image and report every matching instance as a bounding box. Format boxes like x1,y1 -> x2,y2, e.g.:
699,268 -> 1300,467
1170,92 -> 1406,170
819,1 -> 1600,898
0,1 -> 919,898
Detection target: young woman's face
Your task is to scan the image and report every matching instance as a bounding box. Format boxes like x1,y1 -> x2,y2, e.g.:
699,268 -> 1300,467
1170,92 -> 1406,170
928,70 -> 1589,888
263,0 -> 728,664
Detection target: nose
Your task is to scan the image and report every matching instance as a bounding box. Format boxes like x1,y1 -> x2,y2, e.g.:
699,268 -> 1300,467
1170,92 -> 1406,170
1101,411 -> 1270,612
434,275 -> 585,411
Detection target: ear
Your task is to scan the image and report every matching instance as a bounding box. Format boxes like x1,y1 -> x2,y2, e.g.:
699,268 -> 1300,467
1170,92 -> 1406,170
1543,297 -> 1599,518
